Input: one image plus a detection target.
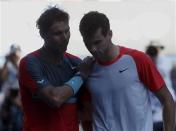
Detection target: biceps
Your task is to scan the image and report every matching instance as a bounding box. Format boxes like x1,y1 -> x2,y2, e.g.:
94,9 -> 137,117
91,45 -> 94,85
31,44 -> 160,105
154,85 -> 174,104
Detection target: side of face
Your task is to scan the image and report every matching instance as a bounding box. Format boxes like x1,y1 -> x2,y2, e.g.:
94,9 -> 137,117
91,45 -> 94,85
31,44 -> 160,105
43,21 -> 70,54
9,50 -> 21,63
83,28 -> 112,60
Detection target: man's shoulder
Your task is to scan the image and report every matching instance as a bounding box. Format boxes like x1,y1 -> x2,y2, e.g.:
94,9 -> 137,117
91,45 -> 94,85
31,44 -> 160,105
64,52 -> 80,59
22,50 -> 40,60
64,52 -> 82,65
119,46 -> 151,65
20,50 -> 40,66
121,46 -> 147,59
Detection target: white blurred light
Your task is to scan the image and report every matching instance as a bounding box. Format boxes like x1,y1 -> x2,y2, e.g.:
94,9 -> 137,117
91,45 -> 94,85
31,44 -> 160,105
98,0 -> 123,1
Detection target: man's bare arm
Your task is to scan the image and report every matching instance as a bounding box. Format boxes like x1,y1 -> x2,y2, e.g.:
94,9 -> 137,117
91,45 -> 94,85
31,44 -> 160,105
154,85 -> 175,131
37,84 -> 74,108
36,56 -> 95,108
80,101 -> 92,131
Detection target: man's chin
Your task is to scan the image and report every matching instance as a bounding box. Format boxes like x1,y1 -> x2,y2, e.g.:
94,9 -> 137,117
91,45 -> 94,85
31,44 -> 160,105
52,49 -> 65,55
93,53 -> 102,60
56,46 -> 67,52
62,47 -> 67,53
61,49 -> 67,55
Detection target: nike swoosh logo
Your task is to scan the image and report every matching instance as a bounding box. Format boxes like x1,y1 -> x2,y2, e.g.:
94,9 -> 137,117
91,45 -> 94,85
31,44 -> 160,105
119,68 -> 128,73
71,66 -> 77,70
37,79 -> 44,84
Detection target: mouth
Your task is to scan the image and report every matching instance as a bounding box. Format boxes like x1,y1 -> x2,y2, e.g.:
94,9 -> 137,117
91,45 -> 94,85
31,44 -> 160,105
51,45 -> 67,54
61,45 -> 68,51
52,40 -> 69,53
57,46 -> 66,52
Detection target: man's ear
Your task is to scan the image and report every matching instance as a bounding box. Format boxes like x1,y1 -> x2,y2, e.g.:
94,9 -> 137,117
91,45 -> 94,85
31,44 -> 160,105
108,30 -> 112,38
39,30 -> 46,39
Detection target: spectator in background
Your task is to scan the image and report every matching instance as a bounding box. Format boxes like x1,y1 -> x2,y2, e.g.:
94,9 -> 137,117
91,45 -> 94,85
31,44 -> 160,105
0,44 -> 21,107
0,88 -> 22,131
146,42 -> 176,131
146,41 -> 175,99
0,44 -> 23,131
0,44 -> 21,94
0,77 -> 3,92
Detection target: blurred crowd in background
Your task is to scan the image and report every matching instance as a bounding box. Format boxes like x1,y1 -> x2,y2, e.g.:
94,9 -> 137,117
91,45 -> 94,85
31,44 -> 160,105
0,41 -> 175,131
0,44 -> 23,131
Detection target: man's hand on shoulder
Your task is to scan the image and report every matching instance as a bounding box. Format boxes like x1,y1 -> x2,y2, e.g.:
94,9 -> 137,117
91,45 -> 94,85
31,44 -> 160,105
78,56 -> 95,79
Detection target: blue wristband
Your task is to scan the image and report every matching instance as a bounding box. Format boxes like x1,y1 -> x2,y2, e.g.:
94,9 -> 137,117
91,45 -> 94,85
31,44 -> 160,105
65,76 -> 83,95
75,72 -> 86,81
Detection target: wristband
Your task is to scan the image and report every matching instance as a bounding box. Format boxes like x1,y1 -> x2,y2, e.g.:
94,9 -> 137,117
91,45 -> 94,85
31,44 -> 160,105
65,75 -> 83,95
75,72 -> 87,82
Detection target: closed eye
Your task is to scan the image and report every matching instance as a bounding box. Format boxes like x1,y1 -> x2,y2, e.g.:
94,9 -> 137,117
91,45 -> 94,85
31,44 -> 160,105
94,40 -> 102,45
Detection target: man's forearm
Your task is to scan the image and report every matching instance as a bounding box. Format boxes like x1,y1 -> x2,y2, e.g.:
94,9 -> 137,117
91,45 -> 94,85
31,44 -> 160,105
38,85 -> 74,108
79,102 -> 93,131
154,86 -> 176,131
39,75 -> 84,108
81,121 -> 92,131
0,60 -> 8,80
163,97 -> 175,131
51,85 -> 74,107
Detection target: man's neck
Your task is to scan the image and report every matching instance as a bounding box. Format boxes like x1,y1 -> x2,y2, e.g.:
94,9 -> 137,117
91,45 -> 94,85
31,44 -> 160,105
40,46 -> 63,65
99,44 -> 119,63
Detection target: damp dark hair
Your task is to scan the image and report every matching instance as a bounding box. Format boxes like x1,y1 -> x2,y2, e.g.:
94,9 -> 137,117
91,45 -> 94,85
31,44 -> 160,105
36,6 -> 69,38
79,11 -> 110,39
